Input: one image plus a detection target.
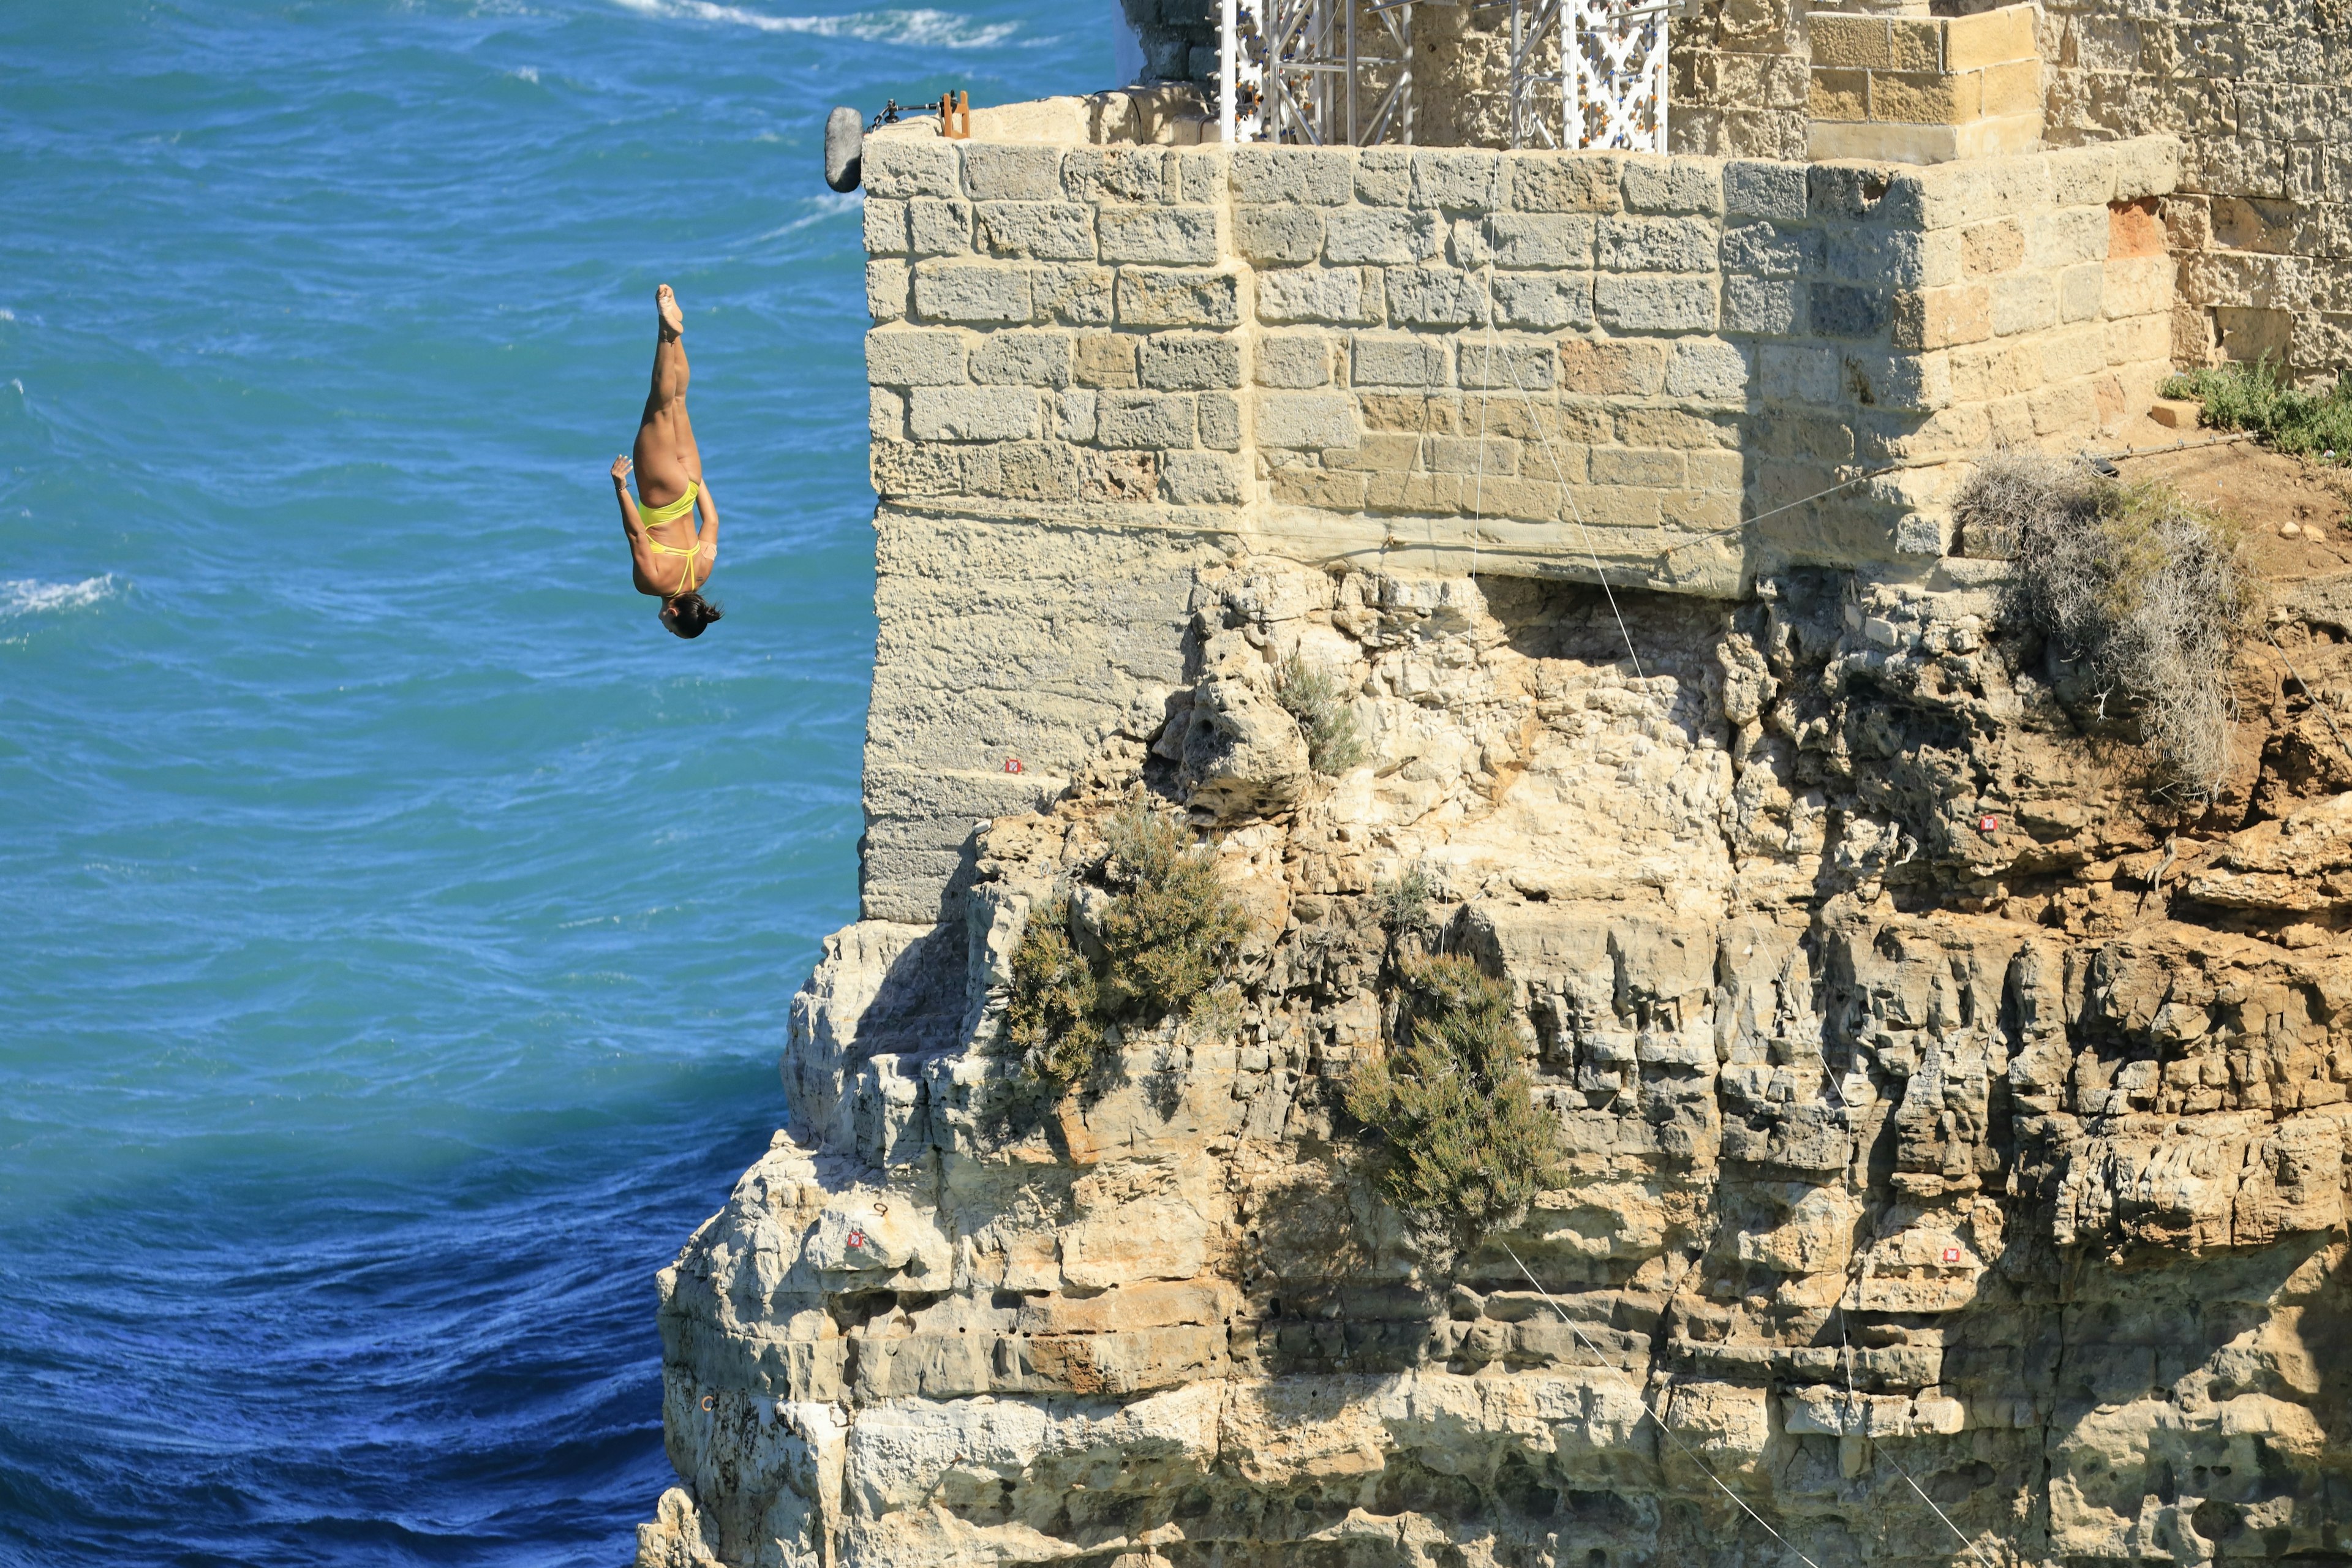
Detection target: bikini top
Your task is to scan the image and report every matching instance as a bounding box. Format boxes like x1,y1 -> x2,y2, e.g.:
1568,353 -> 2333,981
635,481 -> 706,596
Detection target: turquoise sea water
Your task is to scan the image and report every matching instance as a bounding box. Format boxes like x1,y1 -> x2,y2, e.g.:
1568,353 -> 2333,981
0,3 -> 1099,1560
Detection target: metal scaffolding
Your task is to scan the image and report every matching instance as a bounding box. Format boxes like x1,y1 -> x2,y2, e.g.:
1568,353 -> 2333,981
1219,0 -> 1415,146
1503,0 -> 1676,152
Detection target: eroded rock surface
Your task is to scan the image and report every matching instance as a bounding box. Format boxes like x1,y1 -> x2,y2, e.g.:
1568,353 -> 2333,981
640,557 -> 2352,1568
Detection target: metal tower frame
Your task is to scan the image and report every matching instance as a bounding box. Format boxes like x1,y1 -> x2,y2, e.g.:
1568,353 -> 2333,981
1503,0 -> 1676,152
1219,0 -> 1415,146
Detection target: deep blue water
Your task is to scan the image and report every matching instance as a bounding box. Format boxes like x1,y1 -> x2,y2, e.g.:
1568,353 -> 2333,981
0,3 -> 1101,1561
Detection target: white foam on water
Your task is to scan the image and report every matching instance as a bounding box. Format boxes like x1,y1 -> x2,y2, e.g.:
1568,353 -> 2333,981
611,0 -> 1018,48
756,190 -> 861,240
2,575 -> 116,618
510,64 -> 541,82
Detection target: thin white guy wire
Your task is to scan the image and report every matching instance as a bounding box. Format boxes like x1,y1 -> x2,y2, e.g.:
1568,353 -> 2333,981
1502,1244 -> 1824,1568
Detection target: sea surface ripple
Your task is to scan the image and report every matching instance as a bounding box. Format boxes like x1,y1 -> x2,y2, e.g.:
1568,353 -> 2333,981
0,2 -> 1100,1561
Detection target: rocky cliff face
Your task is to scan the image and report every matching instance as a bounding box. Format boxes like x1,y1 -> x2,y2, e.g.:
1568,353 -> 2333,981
638,549 -> 2352,1568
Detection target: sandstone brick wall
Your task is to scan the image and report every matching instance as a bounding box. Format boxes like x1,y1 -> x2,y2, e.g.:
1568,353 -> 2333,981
856,127 -> 2178,922
1673,0 -> 2352,379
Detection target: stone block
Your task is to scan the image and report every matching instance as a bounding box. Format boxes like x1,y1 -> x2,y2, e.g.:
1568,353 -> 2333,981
1490,214 -> 1597,269
1426,435 -> 1519,475
867,326 -> 968,385
1724,276 -> 1803,335
2028,377 -> 2098,434
1665,337 -> 1751,399
1596,274 -> 1719,331
1811,69 -> 1870,123
867,258 -> 910,322
973,331 -> 1074,387
1169,146 -> 1230,205
1507,153 -> 1621,213
1563,483 -> 1664,529
1062,147 -> 1170,205
1355,147 -> 1412,206
2045,146 -> 2121,208
1758,342 -> 1842,403
2115,137 -> 2182,201
1458,340 -> 1556,391
2040,324 -> 2108,383
1961,219 -> 2026,277
914,262 -> 1031,323
868,385 -> 902,441
1235,204 -> 1324,265
1031,265 -> 1115,326
1809,16 -> 1889,72
976,202 -> 1097,260
1257,267 -> 1379,325
1559,337 -> 1669,396
2057,263 -> 2105,323
863,136 -> 959,199
1321,432 -> 1420,472
2027,206 -> 2108,269
962,143 -> 1062,202
1891,283 -> 1993,349
1351,334 -> 1449,387
1199,392 -> 1242,451
1117,268 -> 1242,327
1888,17 -> 1943,72
864,197 -> 909,255
990,440 -> 1082,502
1975,59 -> 2042,119
1055,388 -> 1096,440
1271,467 -> 1367,508
1810,282 -> 1890,339
1075,333 -> 1139,388
908,197 -> 974,257
1945,2 -> 2035,69
1255,391 -> 1359,449
1990,272 -> 2056,335
1161,451 -> 1243,505
1098,206 -> 1221,266
1229,146 -> 1355,205
1620,156 -> 1724,214
1387,268 -> 1489,326
1411,150 -> 1504,209
1721,221 -> 1821,276
1598,215 -> 1719,272
1140,332 -> 1243,390
1872,71 -> 1978,126
1096,391 -> 1197,448
1254,332 -> 1335,388
1325,208 -> 1442,265
1824,226 -> 1932,287
2103,255 -> 2171,318
1724,160 -> 1807,220
1491,272 -> 1596,330
908,385 -> 1039,441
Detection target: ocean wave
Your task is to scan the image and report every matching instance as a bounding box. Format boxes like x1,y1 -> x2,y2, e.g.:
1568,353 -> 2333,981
2,575 -> 116,617
611,0 -> 1019,48
755,190 -> 861,240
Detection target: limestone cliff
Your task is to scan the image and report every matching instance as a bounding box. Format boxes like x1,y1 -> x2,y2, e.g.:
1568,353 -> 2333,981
638,543 -> 2352,1568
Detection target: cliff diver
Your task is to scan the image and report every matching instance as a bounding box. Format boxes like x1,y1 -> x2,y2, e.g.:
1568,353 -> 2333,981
611,283 -> 723,638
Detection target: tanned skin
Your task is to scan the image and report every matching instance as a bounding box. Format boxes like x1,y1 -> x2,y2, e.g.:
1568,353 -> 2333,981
611,284 -> 720,636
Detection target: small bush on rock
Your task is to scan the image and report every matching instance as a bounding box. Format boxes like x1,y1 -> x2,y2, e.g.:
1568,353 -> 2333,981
1347,953 -> 1559,1246
1275,654 -> 1367,775
2165,358 -> 2352,466
1001,809 -> 1250,1094
1959,450 -> 2263,799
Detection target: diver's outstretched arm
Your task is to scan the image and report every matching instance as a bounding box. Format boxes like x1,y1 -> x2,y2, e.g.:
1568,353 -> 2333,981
611,454 -> 644,539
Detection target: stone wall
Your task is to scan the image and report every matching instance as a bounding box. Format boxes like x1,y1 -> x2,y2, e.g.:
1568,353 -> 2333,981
858,126 -> 2177,922
1672,0 -> 2352,379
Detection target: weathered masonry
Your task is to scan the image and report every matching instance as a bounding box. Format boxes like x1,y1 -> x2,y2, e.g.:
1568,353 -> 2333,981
858,127 -> 2178,921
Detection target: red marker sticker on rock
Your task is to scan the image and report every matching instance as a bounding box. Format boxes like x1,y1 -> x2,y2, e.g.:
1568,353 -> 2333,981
846,1229 -> 867,1249
1003,758 -> 1025,774
1942,1246 -> 1963,1263
1977,814 -> 1998,835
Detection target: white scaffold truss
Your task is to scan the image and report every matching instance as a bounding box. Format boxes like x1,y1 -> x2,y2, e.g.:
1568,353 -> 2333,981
1504,0 -> 1679,152
1219,0 -> 1415,146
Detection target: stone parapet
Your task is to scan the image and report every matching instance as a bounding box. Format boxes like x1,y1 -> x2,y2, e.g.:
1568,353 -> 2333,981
1806,4 -> 2044,164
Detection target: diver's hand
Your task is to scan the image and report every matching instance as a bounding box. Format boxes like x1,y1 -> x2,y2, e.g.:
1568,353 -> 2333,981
611,454 -> 633,485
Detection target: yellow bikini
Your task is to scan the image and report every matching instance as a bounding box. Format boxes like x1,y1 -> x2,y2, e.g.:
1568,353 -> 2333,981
635,481 -> 706,595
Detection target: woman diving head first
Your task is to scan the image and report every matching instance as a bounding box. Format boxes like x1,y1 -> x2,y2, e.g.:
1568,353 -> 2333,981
611,284 -> 724,639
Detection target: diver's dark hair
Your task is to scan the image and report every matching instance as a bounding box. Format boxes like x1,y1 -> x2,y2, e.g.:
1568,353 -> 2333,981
666,591 -> 724,638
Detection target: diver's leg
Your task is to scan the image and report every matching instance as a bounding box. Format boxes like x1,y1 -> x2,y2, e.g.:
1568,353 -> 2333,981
631,285 -> 694,505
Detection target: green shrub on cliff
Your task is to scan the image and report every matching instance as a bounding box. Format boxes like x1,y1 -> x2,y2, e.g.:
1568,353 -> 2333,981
1001,809 -> 1249,1094
1274,653 -> 1367,775
1960,450 -> 2263,799
1347,953 -> 1558,1245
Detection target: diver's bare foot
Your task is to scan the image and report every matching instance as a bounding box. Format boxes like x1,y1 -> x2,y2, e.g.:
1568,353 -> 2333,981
657,284 -> 684,339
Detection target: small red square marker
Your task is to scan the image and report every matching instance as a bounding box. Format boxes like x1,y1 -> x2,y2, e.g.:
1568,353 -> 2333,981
846,1230 -> 868,1248
1004,758 -> 1025,774
1977,815 -> 1998,835
1942,1246 -> 1962,1263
